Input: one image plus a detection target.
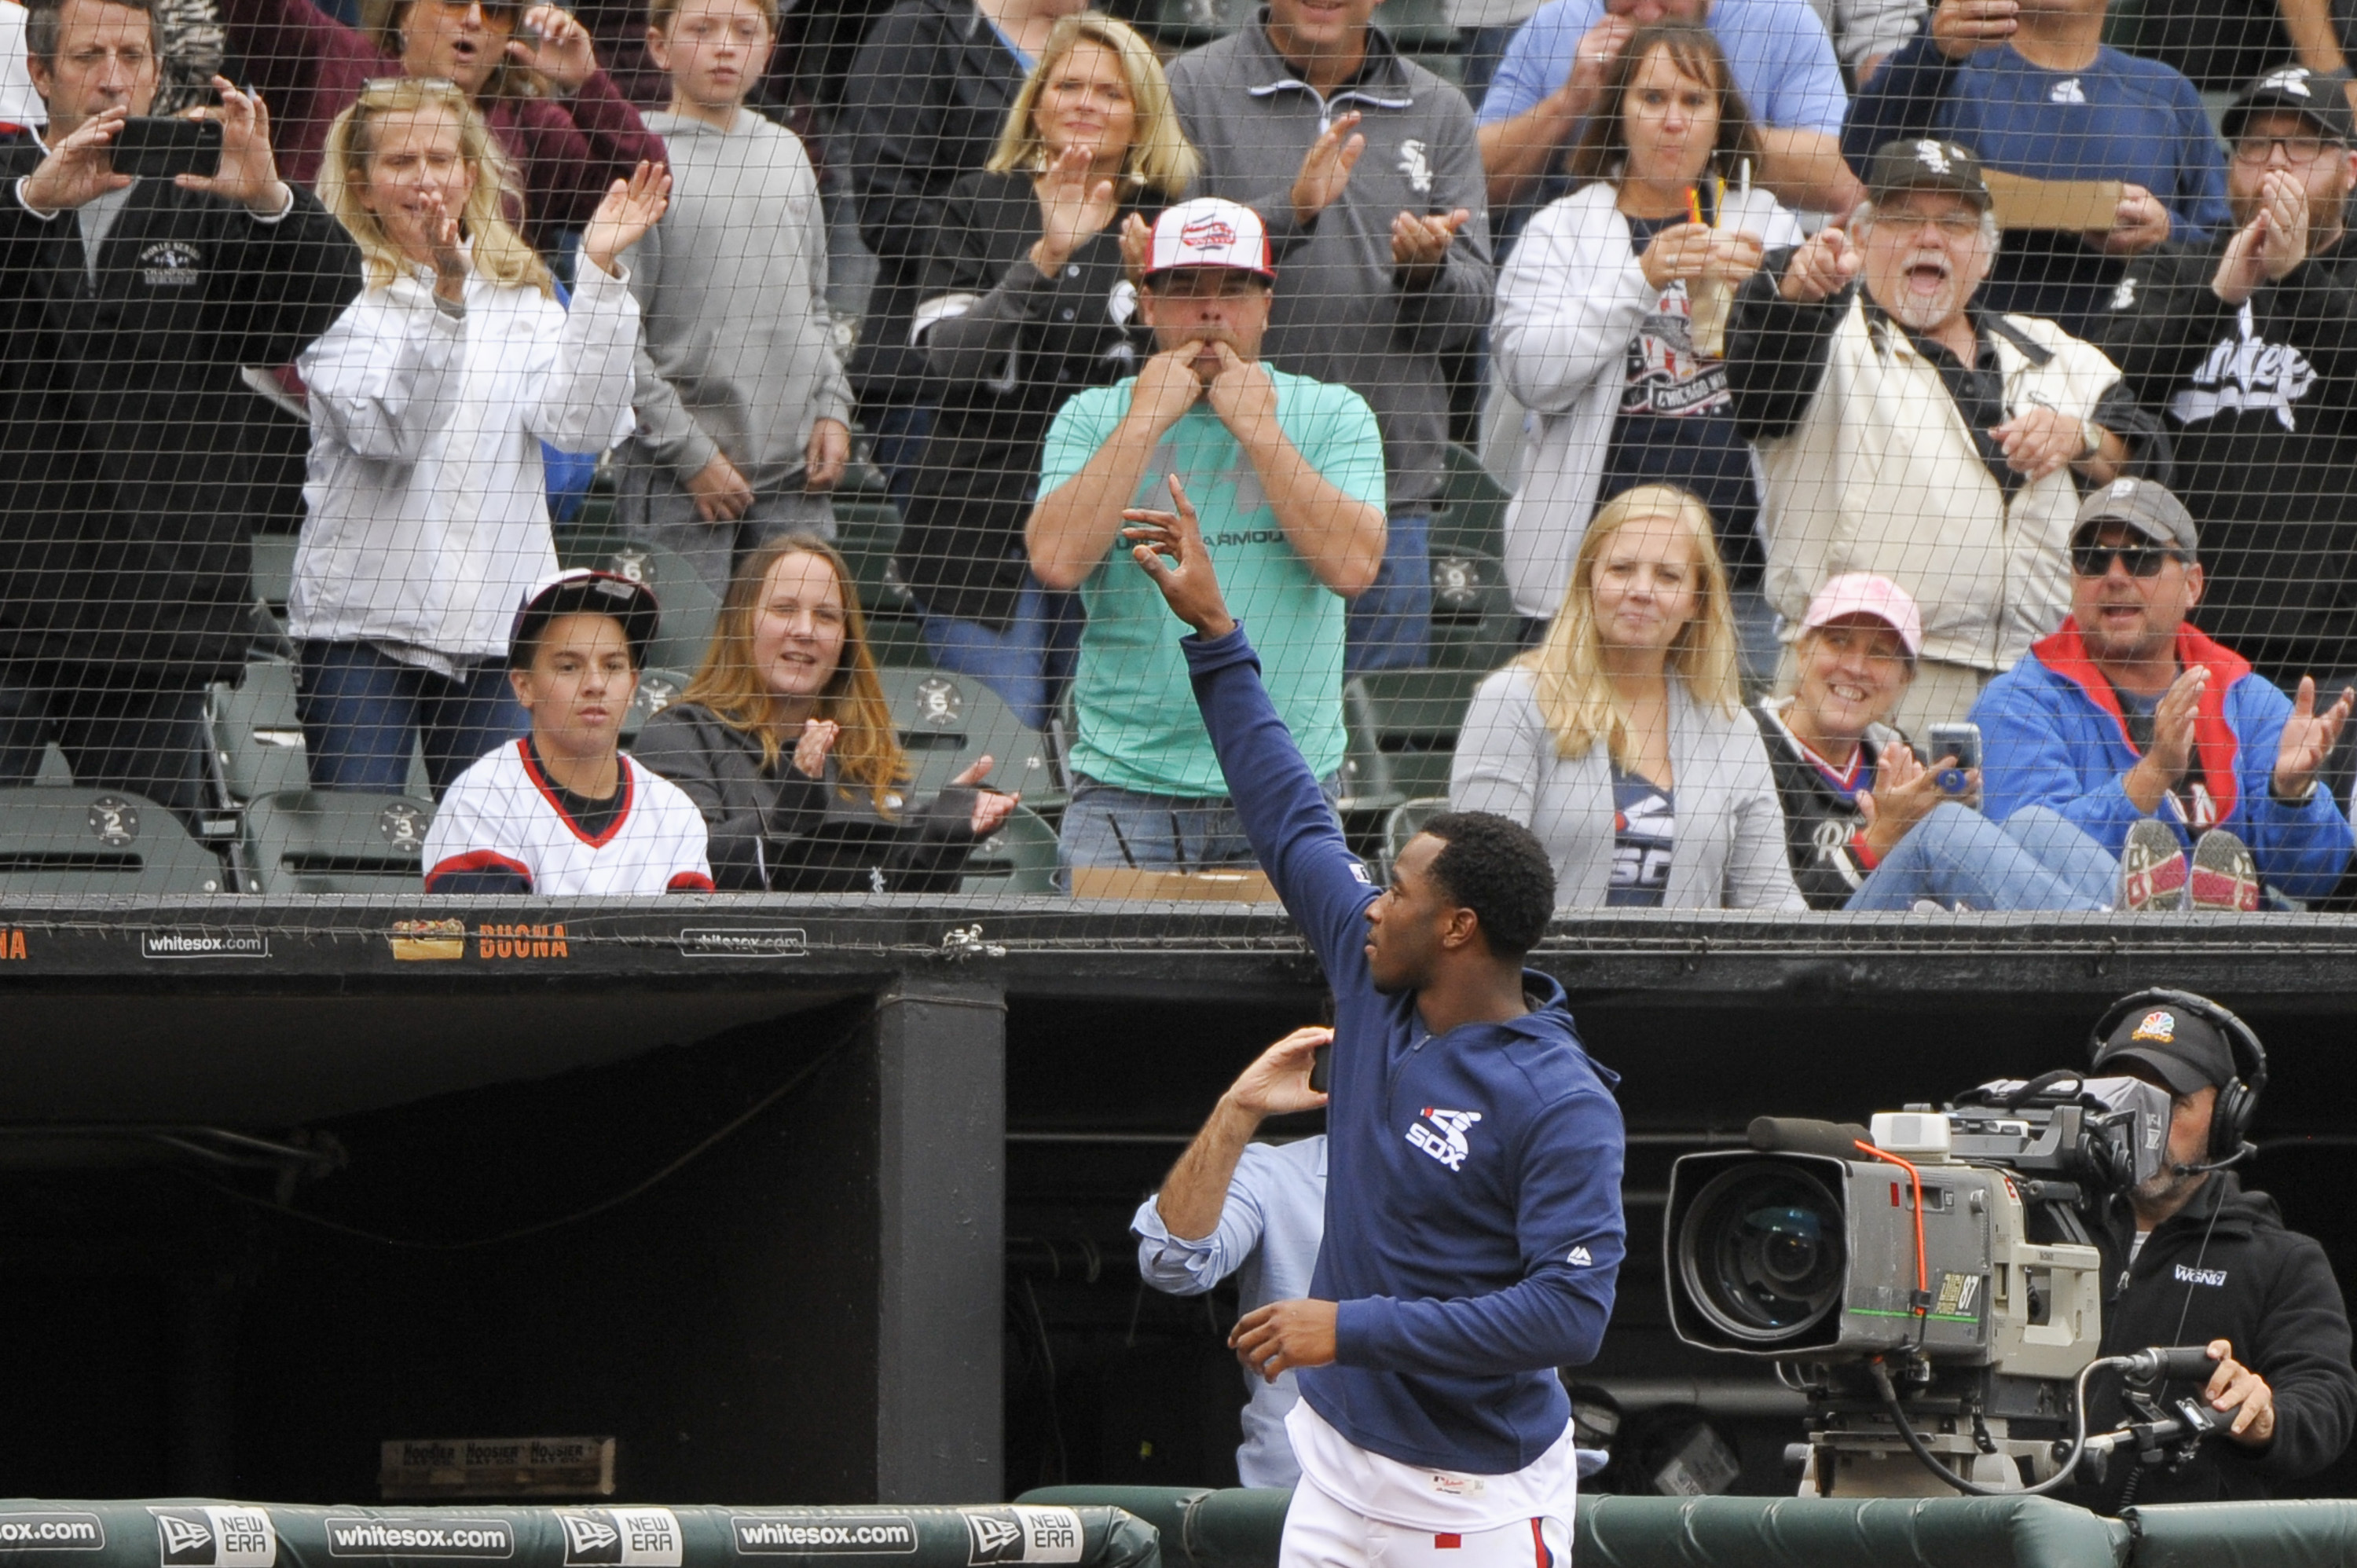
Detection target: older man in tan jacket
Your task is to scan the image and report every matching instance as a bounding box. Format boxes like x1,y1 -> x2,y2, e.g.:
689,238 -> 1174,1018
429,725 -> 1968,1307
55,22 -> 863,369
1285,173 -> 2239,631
1728,137 -> 2173,736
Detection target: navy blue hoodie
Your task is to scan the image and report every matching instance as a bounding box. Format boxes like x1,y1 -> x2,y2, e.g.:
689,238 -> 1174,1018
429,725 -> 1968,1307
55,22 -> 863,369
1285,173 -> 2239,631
1185,624 -> 1627,1475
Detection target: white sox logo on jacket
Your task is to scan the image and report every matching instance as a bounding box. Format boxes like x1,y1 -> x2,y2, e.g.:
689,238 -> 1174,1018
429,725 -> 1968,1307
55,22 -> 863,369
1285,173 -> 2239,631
1407,1108 -> 1482,1171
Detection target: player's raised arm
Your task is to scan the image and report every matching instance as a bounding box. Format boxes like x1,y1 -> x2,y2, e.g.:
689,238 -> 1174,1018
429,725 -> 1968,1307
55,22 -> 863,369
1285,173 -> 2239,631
1126,476 -> 1380,980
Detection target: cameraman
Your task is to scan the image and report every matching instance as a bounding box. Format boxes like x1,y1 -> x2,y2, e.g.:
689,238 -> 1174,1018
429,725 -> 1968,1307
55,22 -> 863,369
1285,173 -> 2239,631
2071,994 -> 2357,1507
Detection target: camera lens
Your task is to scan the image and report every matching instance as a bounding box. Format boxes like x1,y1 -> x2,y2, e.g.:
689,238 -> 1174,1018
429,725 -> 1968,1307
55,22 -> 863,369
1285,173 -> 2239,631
1676,1162 -> 1846,1345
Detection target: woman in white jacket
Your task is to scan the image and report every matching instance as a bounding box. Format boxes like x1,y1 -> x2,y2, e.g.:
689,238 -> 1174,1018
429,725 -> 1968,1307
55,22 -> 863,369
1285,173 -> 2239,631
1451,485 -> 1803,911
1490,24 -> 1802,672
290,77 -> 666,798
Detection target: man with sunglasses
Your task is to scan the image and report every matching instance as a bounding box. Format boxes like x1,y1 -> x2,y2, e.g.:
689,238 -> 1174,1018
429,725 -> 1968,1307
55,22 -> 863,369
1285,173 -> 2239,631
1973,478 -> 2355,908
2097,64 -> 2357,692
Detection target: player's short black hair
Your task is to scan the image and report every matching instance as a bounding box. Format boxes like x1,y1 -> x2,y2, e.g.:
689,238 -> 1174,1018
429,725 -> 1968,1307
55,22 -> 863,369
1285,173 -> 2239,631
1419,811 -> 1556,960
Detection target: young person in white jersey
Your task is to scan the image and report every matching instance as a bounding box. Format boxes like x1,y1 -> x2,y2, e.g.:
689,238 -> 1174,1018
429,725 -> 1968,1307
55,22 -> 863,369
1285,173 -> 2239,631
423,570 -> 715,895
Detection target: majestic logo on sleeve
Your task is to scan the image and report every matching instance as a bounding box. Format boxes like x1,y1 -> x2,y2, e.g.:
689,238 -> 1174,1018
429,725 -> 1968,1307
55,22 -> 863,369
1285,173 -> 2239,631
1406,1108 -> 1482,1171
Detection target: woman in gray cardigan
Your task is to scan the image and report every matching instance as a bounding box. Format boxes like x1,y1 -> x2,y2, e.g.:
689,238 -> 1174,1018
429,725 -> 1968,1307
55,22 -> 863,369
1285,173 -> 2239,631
1450,485 -> 1804,910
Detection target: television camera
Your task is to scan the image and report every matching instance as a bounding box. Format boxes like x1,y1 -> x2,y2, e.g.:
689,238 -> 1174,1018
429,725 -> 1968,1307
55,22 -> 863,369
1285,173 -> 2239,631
1665,1071 -> 2236,1497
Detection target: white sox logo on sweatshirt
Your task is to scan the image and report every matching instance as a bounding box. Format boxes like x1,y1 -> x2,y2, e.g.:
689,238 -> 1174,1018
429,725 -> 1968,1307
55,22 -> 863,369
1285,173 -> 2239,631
1407,1107 -> 1482,1171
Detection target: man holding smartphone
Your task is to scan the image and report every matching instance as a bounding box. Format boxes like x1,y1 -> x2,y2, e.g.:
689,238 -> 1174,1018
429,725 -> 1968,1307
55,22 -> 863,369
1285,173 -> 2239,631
1,0 -> 358,821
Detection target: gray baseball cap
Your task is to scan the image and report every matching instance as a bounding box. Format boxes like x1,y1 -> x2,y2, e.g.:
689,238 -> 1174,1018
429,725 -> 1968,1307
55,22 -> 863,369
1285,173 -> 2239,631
2073,478 -> 2199,558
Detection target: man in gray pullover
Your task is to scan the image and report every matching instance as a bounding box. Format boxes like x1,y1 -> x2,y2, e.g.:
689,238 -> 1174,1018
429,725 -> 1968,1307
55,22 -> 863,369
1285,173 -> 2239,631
1166,0 -> 1494,672
619,0 -> 853,598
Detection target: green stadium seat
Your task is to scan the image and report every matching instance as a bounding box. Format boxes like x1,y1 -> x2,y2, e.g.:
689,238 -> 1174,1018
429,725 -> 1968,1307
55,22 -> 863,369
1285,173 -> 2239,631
570,537 -> 724,673
834,499 -> 922,622
242,789 -> 434,895
1431,442 -> 1508,560
251,531 -> 297,621
958,802 -> 1061,895
1427,548 -> 1522,672
1338,680 -> 1406,816
1350,667 -> 1483,800
0,787 -> 229,894
1380,796 -> 1450,883
207,658 -> 310,804
621,668 -> 695,744
877,666 -> 1065,812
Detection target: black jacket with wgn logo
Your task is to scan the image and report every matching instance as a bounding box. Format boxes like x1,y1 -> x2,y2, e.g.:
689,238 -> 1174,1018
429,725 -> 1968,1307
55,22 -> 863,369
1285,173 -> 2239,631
2064,1170 -> 2357,1508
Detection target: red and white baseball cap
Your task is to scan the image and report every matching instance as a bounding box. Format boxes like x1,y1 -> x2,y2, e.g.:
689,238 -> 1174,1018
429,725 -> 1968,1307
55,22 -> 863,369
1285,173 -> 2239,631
1800,573 -> 1923,658
1145,198 -> 1276,281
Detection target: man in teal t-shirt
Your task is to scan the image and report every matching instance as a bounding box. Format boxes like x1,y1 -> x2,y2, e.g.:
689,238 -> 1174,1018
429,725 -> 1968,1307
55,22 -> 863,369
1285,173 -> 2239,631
1028,197 -> 1387,878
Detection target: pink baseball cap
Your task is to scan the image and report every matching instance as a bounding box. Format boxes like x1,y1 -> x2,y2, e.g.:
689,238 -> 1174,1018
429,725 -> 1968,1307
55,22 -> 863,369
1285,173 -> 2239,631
1145,198 -> 1276,280
1800,573 -> 1923,658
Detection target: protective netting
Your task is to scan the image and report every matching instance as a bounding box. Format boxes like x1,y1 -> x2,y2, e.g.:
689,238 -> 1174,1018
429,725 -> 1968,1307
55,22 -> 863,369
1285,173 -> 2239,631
5,0 -> 2357,919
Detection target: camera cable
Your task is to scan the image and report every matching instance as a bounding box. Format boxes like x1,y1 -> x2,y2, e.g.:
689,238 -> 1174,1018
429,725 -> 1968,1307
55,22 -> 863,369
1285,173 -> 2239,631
1866,1354 -> 2110,1497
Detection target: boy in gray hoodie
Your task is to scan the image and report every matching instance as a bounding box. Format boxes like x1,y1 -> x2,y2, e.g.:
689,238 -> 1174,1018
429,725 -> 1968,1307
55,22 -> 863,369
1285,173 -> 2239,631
618,0 -> 852,596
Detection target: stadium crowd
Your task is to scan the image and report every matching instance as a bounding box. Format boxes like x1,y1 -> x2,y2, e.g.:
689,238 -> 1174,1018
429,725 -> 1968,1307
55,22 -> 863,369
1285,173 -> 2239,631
6,0 -> 2357,906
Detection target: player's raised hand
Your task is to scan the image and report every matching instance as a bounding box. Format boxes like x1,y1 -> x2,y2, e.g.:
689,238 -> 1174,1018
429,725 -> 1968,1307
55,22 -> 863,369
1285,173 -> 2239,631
1124,472 -> 1235,638
1228,1026 -> 1332,1119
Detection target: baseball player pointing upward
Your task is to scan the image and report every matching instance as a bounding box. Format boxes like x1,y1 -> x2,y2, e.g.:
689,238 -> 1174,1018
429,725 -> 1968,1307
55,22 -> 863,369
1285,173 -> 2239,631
1124,475 -> 1627,1568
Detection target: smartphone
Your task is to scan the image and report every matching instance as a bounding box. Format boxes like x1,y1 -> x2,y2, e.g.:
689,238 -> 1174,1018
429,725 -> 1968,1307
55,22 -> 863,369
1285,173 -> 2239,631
1310,1043 -> 1332,1094
1923,721 -> 1982,797
111,117 -> 222,181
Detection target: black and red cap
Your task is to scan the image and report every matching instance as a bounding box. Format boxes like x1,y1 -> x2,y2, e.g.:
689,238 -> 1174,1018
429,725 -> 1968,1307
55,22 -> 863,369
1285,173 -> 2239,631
510,569 -> 662,669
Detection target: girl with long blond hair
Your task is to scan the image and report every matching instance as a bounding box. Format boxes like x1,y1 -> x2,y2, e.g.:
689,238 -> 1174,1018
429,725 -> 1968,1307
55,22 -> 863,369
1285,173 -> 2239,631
634,537 -> 1021,892
895,13 -> 1198,731
1450,485 -> 1802,910
290,77 -> 667,798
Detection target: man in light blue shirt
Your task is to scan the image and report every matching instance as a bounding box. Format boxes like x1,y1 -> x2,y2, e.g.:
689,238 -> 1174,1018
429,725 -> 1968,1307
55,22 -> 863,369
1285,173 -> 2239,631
1475,0 -> 1860,214
1132,1025 -> 1332,1487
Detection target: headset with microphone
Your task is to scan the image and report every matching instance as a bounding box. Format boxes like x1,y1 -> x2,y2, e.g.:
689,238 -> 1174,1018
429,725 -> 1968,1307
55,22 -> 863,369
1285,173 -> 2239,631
2088,988 -> 2269,1175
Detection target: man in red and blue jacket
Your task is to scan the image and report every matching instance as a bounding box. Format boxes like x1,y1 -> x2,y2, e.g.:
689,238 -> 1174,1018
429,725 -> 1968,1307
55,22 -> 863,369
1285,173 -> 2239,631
1973,478 -> 2355,903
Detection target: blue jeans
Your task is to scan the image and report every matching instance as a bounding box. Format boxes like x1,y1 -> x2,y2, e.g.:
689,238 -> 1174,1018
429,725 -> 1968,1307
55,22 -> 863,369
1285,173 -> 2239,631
297,641 -> 530,800
918,577 -> 1084,734
1059,771 -> 1343,884
1847,803 -> 2117,912
1348,511 -> 1432,674
867,401 -> 937,520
